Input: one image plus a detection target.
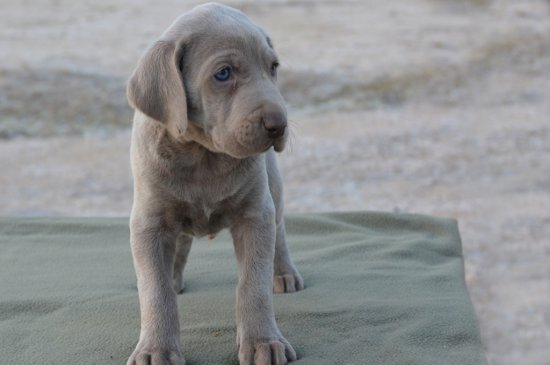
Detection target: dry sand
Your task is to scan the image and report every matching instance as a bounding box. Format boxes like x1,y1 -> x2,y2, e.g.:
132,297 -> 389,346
1,1 -> 549,364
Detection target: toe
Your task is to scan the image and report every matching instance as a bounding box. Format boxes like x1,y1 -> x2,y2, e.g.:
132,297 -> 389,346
168,351 -> 186,365
238,341 -> 254,365
284,274 -> 296,293
270,341 -> 288,365
135,352 -> 151,365
276,336 -> 297,362
254,343 -> 272,365
274,275 -> 286,293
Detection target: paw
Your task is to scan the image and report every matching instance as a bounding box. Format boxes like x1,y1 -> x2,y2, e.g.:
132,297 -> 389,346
238,336 -> 296,365
273,271 -> 304,293
127,342 -> 185,365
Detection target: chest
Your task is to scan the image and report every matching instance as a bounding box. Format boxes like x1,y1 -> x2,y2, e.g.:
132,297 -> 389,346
162,155 -> 264,237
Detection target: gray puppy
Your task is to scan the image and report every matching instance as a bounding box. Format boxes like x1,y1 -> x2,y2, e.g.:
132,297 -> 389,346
126,3 -> 303,365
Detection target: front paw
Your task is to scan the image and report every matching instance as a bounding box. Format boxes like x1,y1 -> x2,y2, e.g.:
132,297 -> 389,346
238,333 -> 297,365
127,340 -> 185,365
273,270 -> 304,294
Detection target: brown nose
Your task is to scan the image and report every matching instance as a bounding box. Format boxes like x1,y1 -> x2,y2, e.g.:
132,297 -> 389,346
262,111 -> 287,139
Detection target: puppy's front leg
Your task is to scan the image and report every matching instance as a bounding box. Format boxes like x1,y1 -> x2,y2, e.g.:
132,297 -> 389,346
231,208 -> 297,365
128,216 -> 185,365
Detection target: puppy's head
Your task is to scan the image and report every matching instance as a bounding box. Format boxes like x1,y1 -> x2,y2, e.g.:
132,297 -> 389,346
128,3 -> 288,158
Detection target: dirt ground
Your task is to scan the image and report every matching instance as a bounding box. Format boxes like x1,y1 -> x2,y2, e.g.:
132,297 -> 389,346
1,1 -> 549,364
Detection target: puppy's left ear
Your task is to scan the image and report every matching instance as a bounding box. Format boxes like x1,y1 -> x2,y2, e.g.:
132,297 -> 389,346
127,40 -> 187,137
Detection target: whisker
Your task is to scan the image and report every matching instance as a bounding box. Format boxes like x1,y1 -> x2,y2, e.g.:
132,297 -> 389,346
284,128 -> 297,153
288,119 -> 300,128
285,119 -> 301,153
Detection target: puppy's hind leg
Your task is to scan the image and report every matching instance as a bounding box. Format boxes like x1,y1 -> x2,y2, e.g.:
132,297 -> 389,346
273,219 -> 304,294
266,150 -> 304,294
173,234 -> 193,294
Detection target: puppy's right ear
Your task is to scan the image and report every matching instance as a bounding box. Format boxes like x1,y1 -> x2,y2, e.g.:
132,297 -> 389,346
127,40 -> 187,137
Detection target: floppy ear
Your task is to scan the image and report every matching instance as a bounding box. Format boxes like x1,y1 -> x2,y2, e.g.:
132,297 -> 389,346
127,40 -> 187,137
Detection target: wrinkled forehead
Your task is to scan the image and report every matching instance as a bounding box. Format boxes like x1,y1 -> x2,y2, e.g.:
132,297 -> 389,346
162,3 -> 274,58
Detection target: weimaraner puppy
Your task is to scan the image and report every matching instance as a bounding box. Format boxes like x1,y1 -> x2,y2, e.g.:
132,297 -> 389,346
126,3 -> 303,365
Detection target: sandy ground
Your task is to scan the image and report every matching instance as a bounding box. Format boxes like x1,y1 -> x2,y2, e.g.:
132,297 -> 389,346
1,1 -> 549,364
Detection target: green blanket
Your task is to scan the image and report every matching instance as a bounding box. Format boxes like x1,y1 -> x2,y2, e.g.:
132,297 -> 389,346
0,212 -> 485,364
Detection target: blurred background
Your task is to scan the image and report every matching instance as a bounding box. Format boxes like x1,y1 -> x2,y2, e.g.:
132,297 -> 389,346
1,0 -> 549,364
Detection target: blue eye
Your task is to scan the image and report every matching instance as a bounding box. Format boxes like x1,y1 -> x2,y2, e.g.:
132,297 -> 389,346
214,67 -> 231,82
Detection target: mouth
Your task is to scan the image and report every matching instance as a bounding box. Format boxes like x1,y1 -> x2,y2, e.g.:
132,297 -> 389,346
234,137 -> 284,157
221,123 -> 288,158
272,134 -> 286,153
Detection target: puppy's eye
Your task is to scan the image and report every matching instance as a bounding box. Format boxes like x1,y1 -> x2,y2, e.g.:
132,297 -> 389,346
270,62 -> 279,77
214,67 -> 231,82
